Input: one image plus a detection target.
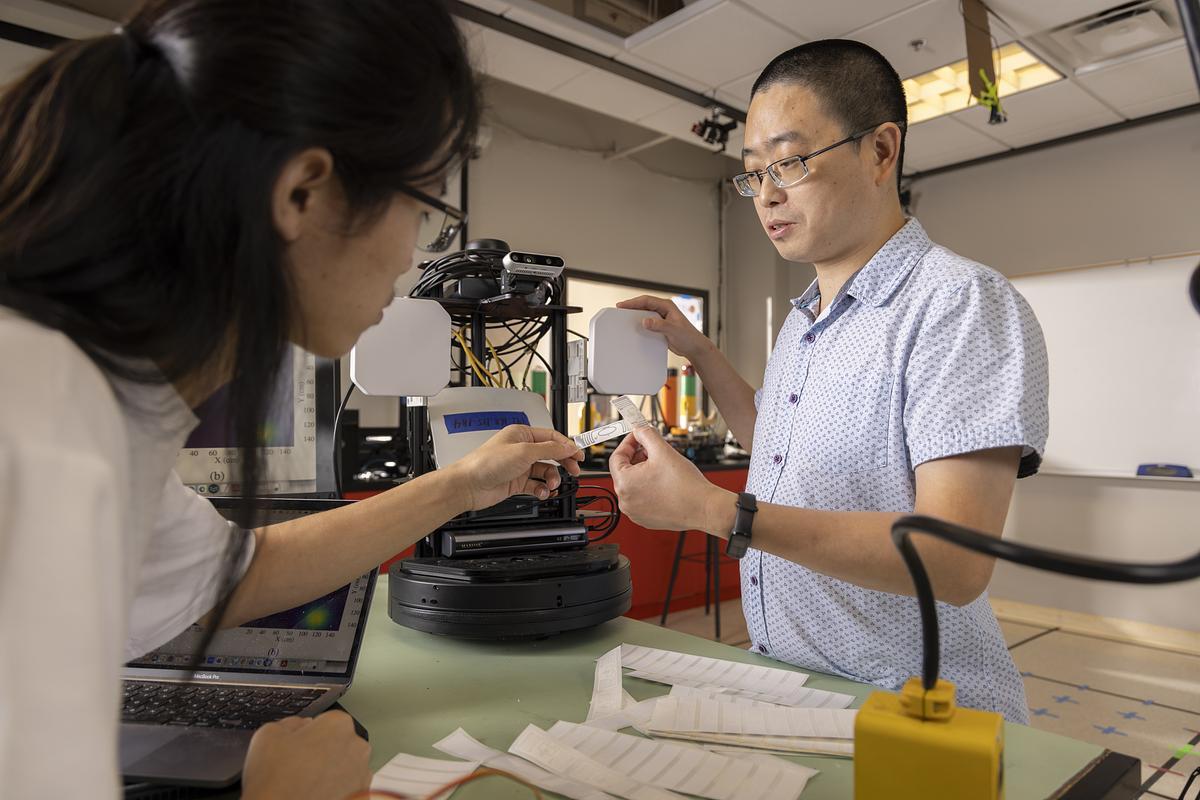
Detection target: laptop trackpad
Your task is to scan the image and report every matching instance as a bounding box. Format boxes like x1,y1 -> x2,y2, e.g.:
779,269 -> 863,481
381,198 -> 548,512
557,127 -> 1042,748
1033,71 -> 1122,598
121,725 -> 252,788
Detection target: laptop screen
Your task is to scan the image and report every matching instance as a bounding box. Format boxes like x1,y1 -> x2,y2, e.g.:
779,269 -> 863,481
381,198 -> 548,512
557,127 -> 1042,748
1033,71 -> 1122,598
125,499 -> 376,680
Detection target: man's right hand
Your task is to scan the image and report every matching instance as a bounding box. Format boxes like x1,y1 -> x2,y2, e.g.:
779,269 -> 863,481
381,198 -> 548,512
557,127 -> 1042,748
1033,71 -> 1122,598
241,711 -> 371,800
617,295 -> 713,362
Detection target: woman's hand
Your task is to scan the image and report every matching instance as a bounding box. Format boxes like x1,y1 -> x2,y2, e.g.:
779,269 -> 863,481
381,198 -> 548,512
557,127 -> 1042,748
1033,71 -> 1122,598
616,295 -> 714,362
609,426 -> 733,535
449,425 -> 582,512
241,711 -> 371,800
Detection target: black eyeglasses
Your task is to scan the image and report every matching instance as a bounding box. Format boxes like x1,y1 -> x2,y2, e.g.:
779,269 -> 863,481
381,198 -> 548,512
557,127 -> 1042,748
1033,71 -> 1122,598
732,122 -> 898,197
397,184 -> 466,253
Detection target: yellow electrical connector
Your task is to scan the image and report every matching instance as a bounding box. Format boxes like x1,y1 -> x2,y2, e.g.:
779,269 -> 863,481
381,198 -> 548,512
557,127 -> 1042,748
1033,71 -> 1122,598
855,678 -> 1004,800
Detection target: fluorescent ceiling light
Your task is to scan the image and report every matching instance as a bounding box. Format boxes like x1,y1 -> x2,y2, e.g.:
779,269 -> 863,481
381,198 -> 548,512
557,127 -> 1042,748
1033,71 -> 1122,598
904,43 -> 1062,124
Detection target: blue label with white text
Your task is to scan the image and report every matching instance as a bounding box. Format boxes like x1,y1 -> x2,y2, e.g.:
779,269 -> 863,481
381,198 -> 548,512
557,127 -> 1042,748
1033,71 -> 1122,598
443,411 -> 530,434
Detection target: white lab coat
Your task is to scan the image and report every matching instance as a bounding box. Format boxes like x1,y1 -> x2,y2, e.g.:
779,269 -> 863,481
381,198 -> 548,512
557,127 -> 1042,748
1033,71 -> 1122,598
0,309 -> 255,799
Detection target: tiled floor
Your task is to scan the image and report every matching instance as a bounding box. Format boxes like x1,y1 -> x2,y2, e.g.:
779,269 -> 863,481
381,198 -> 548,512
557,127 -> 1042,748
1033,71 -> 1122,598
648,600 -> 1200,800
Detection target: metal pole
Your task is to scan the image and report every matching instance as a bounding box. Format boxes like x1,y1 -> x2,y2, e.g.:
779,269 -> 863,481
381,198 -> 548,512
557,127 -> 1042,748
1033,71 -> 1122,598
1179,0 -> 1200,92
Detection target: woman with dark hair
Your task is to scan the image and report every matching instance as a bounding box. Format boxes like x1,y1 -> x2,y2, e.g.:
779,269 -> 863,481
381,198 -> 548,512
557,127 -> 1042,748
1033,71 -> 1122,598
0,1 -> 581,797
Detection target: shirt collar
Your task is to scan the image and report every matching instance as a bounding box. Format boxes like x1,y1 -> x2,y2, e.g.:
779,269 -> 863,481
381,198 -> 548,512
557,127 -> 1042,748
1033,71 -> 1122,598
790,218 -> 933,310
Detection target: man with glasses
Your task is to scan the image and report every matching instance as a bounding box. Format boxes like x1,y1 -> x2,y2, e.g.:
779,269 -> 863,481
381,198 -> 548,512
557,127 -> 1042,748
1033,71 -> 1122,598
612,40 -> 1048,723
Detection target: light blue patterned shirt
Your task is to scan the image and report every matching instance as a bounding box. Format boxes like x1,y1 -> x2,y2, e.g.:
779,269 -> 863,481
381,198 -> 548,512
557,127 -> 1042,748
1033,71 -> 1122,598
742,218 -> 1048,724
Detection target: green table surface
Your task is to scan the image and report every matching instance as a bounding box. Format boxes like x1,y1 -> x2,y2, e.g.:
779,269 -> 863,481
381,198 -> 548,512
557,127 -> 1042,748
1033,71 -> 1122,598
342,576 -> 1106,799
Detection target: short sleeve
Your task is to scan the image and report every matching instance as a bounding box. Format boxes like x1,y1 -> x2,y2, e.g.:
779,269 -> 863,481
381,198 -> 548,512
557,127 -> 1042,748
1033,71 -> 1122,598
124,472 -> 256,659
0,445 -> 126,800
903,275 -> 1049,476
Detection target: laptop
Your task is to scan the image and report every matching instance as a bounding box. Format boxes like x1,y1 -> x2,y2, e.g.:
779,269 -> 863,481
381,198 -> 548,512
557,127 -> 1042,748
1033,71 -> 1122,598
119,498 -> 376,789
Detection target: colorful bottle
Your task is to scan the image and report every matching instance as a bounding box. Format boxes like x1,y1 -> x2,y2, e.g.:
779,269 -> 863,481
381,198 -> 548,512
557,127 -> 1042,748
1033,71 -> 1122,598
659,368 -> 679,429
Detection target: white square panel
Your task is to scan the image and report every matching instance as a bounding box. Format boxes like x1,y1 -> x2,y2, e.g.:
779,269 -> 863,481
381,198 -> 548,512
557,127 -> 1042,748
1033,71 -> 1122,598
715,70 -> 759,109
982,0 -> 1119,36
551,68 -> 680,122
503,3 -> 626,58
739,0 -> 929,39
629,2 -> 804,88
847,0 -> 1013,80
472,27 -> 591,94
902,115 -> 1008,172
614,52 -> 714,95
1076,44 -> 1199,116
952,79 -> 1122,147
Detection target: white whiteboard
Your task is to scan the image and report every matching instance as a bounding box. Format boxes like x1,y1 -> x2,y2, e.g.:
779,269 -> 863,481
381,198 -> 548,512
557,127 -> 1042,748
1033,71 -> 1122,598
1011,256 -> 1200,478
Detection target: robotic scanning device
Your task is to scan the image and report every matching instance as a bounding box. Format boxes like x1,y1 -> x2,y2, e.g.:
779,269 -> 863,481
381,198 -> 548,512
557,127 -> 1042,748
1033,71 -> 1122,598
350,239 -> 669,639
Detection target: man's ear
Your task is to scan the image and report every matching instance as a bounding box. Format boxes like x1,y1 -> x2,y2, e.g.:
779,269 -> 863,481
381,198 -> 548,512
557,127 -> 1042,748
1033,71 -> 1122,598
870,123 -> 903,189
272,148 -> 337,243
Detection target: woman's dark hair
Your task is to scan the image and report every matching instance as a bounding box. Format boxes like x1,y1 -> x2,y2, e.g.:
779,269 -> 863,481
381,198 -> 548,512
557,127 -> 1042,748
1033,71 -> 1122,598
0,0 -> 480,655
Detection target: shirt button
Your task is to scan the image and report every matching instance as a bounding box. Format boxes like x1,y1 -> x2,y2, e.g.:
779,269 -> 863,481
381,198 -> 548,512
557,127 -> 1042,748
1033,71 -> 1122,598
750,575 -> 759,587
788,393 -> 799,404
772,454 -> 782,464
757,644 -> 769,654
805,333 -> 815,343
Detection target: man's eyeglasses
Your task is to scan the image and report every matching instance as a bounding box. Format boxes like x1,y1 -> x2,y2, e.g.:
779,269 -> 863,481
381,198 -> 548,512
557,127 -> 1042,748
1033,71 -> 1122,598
397,184 -> 466,253
731,122 -> 898,198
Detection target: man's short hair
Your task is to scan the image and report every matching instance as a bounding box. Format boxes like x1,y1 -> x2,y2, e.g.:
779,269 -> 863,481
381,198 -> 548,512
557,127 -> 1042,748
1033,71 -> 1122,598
752,40 -> 908,193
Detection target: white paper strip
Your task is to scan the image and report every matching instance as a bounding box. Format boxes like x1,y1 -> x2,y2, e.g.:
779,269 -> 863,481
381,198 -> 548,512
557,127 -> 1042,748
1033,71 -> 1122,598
706,749 -> 820,793
583,697 -> 662,732
587,645 -> 626,721
611,395 -> 651,428
688,732 -> 854,758
433,728 -> 616,800
548,721 -> 814,800
370,752 -> 479,797
509,724 -> 684,800
668,683 -> 855,711
650,696 -> 856,739
621,645 -> 812,705
574,419 -> 635,448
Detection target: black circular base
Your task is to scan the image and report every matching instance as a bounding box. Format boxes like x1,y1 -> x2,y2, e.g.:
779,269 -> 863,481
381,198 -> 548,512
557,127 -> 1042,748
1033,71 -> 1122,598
388,555 -> 632,640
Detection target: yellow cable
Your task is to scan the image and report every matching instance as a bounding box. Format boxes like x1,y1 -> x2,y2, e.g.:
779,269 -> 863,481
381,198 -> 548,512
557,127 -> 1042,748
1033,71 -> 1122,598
453,328 -> 499,387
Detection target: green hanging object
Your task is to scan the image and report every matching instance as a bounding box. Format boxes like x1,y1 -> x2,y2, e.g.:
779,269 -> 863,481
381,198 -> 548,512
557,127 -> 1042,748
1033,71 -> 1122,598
977,68 -> 1007,125
962,0 -> 1007,125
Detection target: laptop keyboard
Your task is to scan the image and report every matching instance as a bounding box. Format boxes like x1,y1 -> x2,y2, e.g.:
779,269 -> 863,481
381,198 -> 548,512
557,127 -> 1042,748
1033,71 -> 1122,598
122,681 -> 327,730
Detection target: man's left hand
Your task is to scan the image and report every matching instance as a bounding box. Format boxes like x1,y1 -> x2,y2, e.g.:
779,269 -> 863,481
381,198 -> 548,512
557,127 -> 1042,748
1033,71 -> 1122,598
609,426 -> 733,536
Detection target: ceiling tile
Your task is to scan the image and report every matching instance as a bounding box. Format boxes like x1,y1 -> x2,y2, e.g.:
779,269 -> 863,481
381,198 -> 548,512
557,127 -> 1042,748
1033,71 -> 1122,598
0,39 -> 45,85
630,2 -> 804,87
472,27 -> 591,94
847,0 -> 1012,80
1076,43 -> 1198,114
502,3 -> 626,57
715,71 -> 758,109
614,52 -> 715,96
550,68 -> 680,122
737,0 -> 928,39
637,100 -> 710,135
0,0 -> 115,37
983,0 -> 1121,37
1118,88 -> 1199,119
953,79 -> 1122,147
903,115 -> 1007,172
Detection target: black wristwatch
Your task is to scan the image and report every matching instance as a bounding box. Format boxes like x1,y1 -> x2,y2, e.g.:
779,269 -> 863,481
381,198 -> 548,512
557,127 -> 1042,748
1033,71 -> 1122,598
725,492 -> 757,559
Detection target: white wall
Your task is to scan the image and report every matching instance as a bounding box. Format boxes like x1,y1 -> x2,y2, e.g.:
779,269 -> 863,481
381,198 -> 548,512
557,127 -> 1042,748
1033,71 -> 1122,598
470,124 -> 720,296
722,189 -> 815,405
910,111 -> 1200,632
